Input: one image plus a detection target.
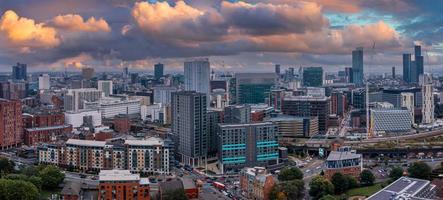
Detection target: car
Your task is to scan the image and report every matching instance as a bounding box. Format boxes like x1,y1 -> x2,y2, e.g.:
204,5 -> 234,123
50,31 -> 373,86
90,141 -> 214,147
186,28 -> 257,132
80,174 -> 87,178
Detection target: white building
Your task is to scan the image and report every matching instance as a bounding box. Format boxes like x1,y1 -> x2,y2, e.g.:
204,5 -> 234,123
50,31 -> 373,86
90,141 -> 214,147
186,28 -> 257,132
97,80 -> 113,97
64,88 -> 103,111
153,86 -> 176,105
38,74 -> 50,90
85,97 -> 141,119
422,84 -> 434,124
184,58 -> 210,95
401,92 -> 415,122
65,109 -> 102,128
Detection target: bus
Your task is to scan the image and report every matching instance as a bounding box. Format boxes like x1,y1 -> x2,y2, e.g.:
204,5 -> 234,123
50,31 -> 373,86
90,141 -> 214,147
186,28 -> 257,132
213,181 -> 225,190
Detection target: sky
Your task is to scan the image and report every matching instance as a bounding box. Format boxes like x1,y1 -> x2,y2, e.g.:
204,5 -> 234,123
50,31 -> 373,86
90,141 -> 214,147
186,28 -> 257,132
0,0 -> 443,73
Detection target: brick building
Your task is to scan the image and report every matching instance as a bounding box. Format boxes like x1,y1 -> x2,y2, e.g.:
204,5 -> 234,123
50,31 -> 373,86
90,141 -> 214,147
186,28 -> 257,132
99,170 -> 150,200
24,125 -> 72,146
324,150 -> 362,179
240,167 -> 275,200
0,99 -> 23,149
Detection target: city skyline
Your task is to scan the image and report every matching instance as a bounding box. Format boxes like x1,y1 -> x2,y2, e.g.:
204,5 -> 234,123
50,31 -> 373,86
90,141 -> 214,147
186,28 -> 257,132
0,0 -> 443,73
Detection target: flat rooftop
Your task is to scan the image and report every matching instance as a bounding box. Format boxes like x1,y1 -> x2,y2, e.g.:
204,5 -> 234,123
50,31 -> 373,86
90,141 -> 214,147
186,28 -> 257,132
66,139 -> 106,147
367,177 -> 435,200
326,151 -> 361,161
99,170 -> 140,182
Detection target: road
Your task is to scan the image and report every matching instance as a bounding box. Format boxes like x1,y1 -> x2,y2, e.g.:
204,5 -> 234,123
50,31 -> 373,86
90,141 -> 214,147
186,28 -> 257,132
345,128 -> 443,144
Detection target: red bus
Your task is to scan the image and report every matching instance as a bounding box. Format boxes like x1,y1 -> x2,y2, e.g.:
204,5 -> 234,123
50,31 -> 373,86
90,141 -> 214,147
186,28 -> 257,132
213,181 -> 225,190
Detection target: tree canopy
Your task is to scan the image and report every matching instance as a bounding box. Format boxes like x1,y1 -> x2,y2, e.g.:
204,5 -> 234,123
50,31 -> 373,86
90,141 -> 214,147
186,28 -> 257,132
0,179 -> 39,200
38,165 -> 65,190
278,167 -> 303,181
309,175 -> 334,200
389,167 -> 404,182
360,169 -> 375,186
408,162 -> 432,180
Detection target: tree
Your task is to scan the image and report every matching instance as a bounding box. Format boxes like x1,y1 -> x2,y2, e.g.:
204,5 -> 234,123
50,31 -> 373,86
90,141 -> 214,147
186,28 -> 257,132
20,166 -> 39,177
269,185 -> 287,200
309,175 -> 334,200
360,170 -> 375,186
39,165 -> 64,189
408,162 -> 432,180
280,179 -> 305,199
345,175 -> 359,189
319,195 -> 338,200
331,173 -> 348,194
389,167 -> 404,182
0,179 -> 39,200
164,189 -> 188,200
0,157 -> 15,177
278,167 -> 303,181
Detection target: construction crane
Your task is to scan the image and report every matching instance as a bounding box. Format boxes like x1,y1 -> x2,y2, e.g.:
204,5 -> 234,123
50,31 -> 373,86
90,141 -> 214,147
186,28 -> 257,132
366,41 -> 375,138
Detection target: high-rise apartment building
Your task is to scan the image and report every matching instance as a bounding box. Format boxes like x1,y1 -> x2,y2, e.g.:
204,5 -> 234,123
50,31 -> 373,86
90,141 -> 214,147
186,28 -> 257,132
403,45 -> 424,84
171,91 -> 208,166
235,73 -> 276,104
184,58 -> 210,95
422,84 -> 434,124
153,86 -> 177,105
224,105 -> 251,124
401,92 -> 415,121
38,74 -> 50,90
12,63 -> 27,81
154,63 -> 164,80
302,67 -> 323,87
97,80 -> 113,97
0,99 -> 23,149
64,88 -> 103,111
82,67 -> 95,80
352,47 -> 364,85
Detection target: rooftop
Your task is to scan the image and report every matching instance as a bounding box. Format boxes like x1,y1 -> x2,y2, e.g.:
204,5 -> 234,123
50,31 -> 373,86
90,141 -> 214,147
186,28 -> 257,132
367,177 -> 436,200
326,151 -> 361,161
66,139 -> 106,147
124,137 -> 164,146
99,170 -> 140,182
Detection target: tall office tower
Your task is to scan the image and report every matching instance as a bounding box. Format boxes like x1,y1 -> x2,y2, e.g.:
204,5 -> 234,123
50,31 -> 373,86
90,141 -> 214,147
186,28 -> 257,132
403,53 -> 412,83
184,58 -> 210,96
64,88 -> 103,112
38,74 -> 50,90
345,67 -> 353,83
275,64 -> 281,74
392,67 -> 396,79
171,91 -> 208,166
153,86 -> 177,105
422,84 -> 434,124
154,63 -> 164,80
224,105 -> 251,124
415,45 -> 424,82
352,47 -> 364,85
82,67 -> 95,80
302,67 -> 323,87
97,80 -> 113,97
235,73 -> 276,104
123,67 -> 129,79
401,92 -> 414,122
0,99 -> 23,149
11,62 -> 27,81
218,122 -> 279,173
281,95 -> 330,133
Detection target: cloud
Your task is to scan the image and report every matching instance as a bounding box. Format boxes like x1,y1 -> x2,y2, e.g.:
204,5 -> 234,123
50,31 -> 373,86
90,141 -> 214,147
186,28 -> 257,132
0,10 -> 60,48
52,14 -> 111,32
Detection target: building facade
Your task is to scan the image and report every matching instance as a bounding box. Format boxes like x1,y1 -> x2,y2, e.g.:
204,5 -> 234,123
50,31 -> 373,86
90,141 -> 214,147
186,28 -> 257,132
422,84 -> 434,124
325,150 -> 362,179
97,80 -> 113,97
184,58 -> 210,95
240,167 -> 275,200
64,88 -> 103,112
303,67 -> 323,87
99,170 -> 150,200
352,47 -> 364,85
282,96 -> 330,133
235,73 -> 276,104
154,63 -> 164,80
0,99 -> 23,149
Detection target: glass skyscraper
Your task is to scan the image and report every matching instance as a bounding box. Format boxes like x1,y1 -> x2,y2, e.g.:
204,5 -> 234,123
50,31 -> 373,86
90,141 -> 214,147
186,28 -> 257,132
352,47 -> 364,85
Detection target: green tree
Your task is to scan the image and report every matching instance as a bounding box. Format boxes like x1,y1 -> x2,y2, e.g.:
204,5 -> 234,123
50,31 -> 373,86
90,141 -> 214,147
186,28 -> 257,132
39,165 -> 64,189
408,162 -> 432,180
319,194 -> 338,200
345,175 -> 359,189
0,157 -> 15,177
360,170 -> 375,186
20,166 -> 39,177
331,173 -> 348,194
0,179 -> 39,200
309,175 -> 334,200
280,179 -> 305,199
164,189 -> 188,200
278,167 -> 303,181
389,167 -> 404,182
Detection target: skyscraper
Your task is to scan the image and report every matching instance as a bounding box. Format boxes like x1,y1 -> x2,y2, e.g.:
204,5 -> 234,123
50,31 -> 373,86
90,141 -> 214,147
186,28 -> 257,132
275,64 -> 281,74
97,80 -> 113,97
392,66 -> 396,79
154,63 -> 164,80
82,67 -> 95,80
171,91 -> 208,166
352,47 -> 364,85
11,63 -> 27,81
415,45 -> 424,82
403,45 -> 424,84
235,73 -> 276,104
184,58 -> 210,95
422,82 -> 434,124
302,67 -> 323,87
38,74 -> 50,90
403,53 -> 412,83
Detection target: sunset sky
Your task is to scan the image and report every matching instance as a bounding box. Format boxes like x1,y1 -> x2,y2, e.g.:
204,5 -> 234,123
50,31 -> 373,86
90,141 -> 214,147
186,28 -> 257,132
0,0 -> 442,73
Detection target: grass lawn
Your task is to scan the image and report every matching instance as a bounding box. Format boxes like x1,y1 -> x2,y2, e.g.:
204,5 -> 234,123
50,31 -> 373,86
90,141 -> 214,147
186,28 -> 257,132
346,182 -> 385,197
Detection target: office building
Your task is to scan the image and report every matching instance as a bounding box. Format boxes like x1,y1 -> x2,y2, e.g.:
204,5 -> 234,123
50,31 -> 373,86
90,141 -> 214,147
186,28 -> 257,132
266,115 -> 318,144
403,45 -> 424,84
345,67 -> 353,83
64,88 -> 103,112
368,177 -> 436,200
84,97 -> 141,119
97,80 -> 113,97
251,104 -> 274,122
0,99 -> 23,149
302,67 -> 323,87
38,74 -> 50,90
325,150 -> 362,179
224,105 -> 251,124
235,73 -> 276,104
352,47 -> 364,85
331,91 -> 347,116
218,122 -> 279,173
401,92 -> 415,121
81,67 -> 94,80
370,109 -> 412,135
0,81 -> 27,100
415,45 -> 424,82
171,91 -> 208,166
422,84 -> 434,124
240,167 -> 276,200
207,109 -> 222,156
275,64 -> 281,74
281,95 -> 330,132
99,170 -> 150,200
392,66 -> 396,79
403,53 -> 412,83
153,86 -> 176,105
184,58 -> 210,95
268,89 -> 285,112
12,62 -> 27,81
154,63 -> 164,80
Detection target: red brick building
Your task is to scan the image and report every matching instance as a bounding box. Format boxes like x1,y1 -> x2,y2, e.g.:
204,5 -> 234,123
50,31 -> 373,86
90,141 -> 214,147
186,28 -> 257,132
22,110 -> 68,146
0,99 -> 23,149
24,125 -> 72,146
240,167 -> 275,200
99,170 -> 150,200
325,150 -> 363,180
113,115 -> 130,133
